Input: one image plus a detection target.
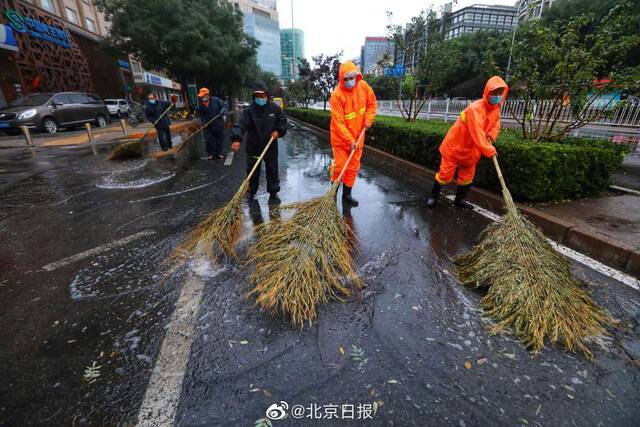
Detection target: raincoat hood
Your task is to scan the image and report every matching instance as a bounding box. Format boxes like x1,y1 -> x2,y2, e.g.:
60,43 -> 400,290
338,61 -> 362,91
483,76 -> 509,109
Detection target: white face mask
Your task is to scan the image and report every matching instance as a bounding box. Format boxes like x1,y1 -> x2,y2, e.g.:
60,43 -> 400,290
344,79 -> 356,89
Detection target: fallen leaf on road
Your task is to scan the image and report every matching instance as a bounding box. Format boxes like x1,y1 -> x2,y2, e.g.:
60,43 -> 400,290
262,389 -> 272,397
465,361 -> 472,369
387,379 -> 398,384
477,358 -> 487,366
239,340 -> 249,345
339,346 -> 345,355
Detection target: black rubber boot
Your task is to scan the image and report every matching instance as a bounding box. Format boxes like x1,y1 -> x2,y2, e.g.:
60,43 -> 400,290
268,193 -> 281,205
342,185 -> 359,206
426,181 -> 442,208
454,183 -> 474,210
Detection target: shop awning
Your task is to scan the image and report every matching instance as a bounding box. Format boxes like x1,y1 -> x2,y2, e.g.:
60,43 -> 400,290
0,24 -> 19,52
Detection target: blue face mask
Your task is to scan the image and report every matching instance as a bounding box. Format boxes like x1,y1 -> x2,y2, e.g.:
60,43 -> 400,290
489,95 -> 503,105
255,98 -> 267,106
344,79 -> 356,89
149,99 -> 157,104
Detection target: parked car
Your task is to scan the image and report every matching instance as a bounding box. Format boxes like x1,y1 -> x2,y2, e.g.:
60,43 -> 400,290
104,98 -> 131,117
0,92 -> 110,134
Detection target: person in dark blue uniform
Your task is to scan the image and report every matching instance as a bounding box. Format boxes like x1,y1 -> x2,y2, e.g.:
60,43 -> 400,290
144,93 -> 172,151
230,83 -> 287,204
197,87 -> 227,160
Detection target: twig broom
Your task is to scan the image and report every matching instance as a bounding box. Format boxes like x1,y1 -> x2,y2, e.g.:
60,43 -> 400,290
149,113 -> 221,160
107,105 -> 172,160
172,136 -> 276,263
454,156 -> 610,359
246,130 -> 366,328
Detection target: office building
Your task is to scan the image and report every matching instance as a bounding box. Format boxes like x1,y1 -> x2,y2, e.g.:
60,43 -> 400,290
516,0 -> 558,23
360,36 -> 392,76
280,28 -> 303,82
231,0 -> 282,77
445,4 -> 517,40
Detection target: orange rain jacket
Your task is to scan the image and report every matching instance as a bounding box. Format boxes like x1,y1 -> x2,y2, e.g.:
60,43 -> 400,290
436,76 -> 509,185
329,61 -> 377,187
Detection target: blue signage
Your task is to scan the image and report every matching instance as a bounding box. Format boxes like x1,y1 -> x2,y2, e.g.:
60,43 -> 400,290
393,65 -> 405,77
146,73 -> 162,85
118,59 -> 131,69
0,23 -> 18,52
3,9 -> 71,48
385,67 -> 392,77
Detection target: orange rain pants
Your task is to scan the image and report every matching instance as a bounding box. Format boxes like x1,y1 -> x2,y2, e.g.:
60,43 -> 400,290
329,61 -> 377,187
435,76 -> 509,185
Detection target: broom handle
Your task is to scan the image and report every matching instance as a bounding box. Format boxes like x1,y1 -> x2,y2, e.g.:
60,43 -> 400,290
245,136 -> 276,182
180,113 -> 221,146
492,156 -> 508,192
334,129 -> 367,184
140,104 -> 173,142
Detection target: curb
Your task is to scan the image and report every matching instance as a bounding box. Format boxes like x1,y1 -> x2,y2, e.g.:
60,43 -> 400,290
290,117 -> 640,279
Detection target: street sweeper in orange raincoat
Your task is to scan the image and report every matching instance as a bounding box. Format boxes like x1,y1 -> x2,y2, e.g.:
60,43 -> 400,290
329,60 -> 377,206
426,76 -> 509,209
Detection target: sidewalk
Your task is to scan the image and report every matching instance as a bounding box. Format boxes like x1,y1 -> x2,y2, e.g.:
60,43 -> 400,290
0,120 -> 199,148
612,143 -> 640,191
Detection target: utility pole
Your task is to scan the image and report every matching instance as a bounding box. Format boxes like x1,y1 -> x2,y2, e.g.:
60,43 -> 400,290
290,0 -> 295,81
506,0 -> 524,82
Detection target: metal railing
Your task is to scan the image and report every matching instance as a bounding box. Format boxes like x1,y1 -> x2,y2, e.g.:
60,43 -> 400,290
312,99 -> 640,127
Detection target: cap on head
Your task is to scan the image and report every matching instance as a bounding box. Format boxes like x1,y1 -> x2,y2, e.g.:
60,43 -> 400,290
198,87 -> 209,98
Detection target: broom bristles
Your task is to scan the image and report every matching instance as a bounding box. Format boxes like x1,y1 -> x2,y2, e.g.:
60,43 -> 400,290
171,181 -> 248,264
107,139 -> 143,160
148,135 -> 192,159
246,186 -> 361,328
454,187 -> 611,359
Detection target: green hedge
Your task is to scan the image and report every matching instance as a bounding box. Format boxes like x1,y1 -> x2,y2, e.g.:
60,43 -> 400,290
286,107 -> 625,202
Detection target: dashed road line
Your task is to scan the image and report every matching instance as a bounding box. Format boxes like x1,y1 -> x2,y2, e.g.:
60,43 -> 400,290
41,230 -> 156,271
136,273 -> 206,426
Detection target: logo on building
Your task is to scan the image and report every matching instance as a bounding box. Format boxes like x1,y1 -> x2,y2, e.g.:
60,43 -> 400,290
3,9 -> 71,48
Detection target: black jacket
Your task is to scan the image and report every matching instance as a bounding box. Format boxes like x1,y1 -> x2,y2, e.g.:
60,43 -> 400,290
145,100 -> 171,129
197,97 -> 227,131
231,101 -> 287,153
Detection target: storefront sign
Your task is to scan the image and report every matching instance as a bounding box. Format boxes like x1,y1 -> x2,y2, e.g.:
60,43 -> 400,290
3,9 -> 71,48
0,23 -> 18,52
147,73 -> 162,85
117,59 -> 131,69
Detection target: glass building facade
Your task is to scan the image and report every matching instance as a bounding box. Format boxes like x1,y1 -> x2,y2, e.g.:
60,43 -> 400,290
280,28 -> 304,82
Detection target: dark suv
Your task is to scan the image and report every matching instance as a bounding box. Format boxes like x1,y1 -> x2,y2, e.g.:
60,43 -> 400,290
0,92 -> 110,134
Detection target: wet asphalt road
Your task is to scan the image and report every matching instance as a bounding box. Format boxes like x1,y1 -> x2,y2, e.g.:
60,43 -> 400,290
0,122 -> 639,426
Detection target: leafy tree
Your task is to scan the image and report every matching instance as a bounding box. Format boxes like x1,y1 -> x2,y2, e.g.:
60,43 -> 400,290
508,2 -> 640,140
286,58 -> 318,107
542,0 -> 640,69
95,0 -> 257,96
385,11 -> 431,121
364,74 -> 397,100
310,53 -> 342,111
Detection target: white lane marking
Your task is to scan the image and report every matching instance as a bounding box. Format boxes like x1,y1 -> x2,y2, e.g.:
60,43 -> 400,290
135,273 -> 206,426
444,195 -> 640,291
610,185 -> 640,196
224,151 -> 235,166
41,230 -> 156,272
